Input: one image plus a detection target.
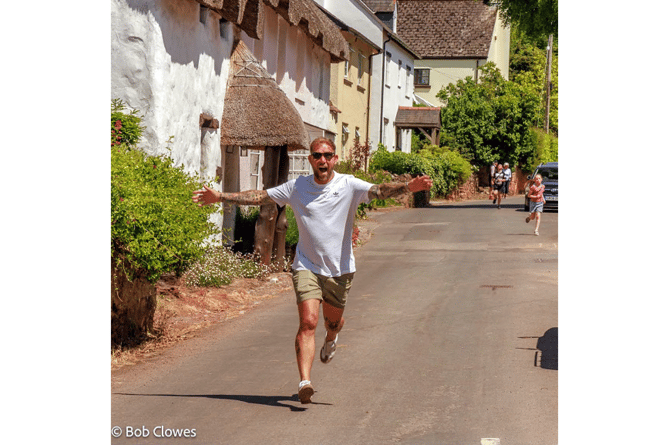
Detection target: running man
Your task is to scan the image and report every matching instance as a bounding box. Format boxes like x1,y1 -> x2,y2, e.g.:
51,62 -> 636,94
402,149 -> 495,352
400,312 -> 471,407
192,137 -> 433,404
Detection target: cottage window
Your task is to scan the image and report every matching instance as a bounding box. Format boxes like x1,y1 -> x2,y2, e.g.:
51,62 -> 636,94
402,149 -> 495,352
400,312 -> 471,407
397,61 -> 402,87
385,52 -> 392,86
219,18 -> 228,39
414,68 -> 430,86
199,5 -> 207,24
342,123 -> 350,146
289,150 -> 311,180
358,53 -> 365,85
406,67 -> 412,92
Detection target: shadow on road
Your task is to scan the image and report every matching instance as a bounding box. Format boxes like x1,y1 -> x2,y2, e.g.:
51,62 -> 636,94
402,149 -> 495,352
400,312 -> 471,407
427,202 -> 557,213
517,327 -> 558,370
114,392 -> 332,412
536,327 -> 558,370
428,202 -> 525,210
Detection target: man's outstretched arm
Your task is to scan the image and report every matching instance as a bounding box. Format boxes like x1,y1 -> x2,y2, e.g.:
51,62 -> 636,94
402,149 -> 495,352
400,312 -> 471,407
192,185 -> 274,207
368,175 -> 433,201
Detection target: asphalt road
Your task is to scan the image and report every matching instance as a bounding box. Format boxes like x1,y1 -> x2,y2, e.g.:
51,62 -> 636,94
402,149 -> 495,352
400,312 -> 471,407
111,196 -> 558,445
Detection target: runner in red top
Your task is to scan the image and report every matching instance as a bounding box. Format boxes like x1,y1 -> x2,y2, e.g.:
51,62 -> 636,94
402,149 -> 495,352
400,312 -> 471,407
525,174 -> 546,235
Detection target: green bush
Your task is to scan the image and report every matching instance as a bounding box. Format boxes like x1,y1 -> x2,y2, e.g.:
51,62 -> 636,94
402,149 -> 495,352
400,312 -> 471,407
233,205 -> 299,254
233,206 -> 260,254
369,145 -> 472,198
111,100 -> 220,283
525,127 -> 558,172
285,206 -> 299,247
334,159 -> 396,218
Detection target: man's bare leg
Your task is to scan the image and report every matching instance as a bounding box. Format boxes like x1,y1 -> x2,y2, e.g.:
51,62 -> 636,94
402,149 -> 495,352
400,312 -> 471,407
296,299 -> 320,382
322,302 -> 345,342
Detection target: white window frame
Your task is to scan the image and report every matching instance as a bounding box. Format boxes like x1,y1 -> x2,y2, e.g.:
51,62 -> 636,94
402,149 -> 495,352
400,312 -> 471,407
249,149 -> 262,190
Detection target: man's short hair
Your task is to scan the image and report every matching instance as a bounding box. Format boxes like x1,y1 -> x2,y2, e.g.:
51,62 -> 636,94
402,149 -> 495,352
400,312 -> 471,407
310,137 -> 336,153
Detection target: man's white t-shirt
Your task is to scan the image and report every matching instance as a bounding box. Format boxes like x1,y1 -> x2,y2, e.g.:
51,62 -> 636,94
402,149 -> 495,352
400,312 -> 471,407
267,171 -> 373,277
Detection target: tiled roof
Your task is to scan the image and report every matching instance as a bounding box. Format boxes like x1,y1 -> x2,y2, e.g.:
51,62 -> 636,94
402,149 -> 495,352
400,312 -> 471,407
394,106 -> 441,128
396,0 -> 497,59
360,0 -> 397,12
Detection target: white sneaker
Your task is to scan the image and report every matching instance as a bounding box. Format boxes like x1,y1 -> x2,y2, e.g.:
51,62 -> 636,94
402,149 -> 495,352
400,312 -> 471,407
534,230 -> 539,236
298,380 -> 314,404
320,334 -> 338,364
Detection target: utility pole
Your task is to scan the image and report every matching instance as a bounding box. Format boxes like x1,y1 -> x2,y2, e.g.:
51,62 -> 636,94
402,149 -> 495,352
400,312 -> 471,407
544,34 -> 553,133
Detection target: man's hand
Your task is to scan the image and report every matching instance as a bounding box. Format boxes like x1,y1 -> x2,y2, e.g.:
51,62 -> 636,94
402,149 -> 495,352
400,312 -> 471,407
407,175 -> 433,193
193,187 -> 273,206
368,175 -> 433,201
192,185 -> 220,207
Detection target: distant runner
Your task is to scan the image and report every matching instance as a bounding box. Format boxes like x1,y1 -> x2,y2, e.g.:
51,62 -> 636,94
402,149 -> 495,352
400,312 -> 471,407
525,173 -> 546,235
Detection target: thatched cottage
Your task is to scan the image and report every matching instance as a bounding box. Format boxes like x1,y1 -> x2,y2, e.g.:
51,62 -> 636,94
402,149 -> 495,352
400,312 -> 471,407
111,0 -> 349,253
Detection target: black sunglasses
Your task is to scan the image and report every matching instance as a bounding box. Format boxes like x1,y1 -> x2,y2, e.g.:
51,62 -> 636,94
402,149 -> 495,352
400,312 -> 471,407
310,152 -> 335,160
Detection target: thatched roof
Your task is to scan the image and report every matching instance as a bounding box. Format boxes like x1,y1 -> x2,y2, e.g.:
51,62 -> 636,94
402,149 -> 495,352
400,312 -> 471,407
265,0 -> 348,61
220,40 -> 310,151
195,0 -> 263,39
196,0 -> 348,61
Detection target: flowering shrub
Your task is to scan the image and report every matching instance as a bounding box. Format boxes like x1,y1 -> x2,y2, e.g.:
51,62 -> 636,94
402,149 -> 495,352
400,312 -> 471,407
348,138 -> 371,172
111,98 -> 143,147
352,225 -> 360,246
182,245 -> 270,287
111,100 -> 220,283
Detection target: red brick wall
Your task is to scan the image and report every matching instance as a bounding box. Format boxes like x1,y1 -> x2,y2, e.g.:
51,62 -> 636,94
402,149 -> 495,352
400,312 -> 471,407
445,173 -> 480,201
445,166 -> 530,201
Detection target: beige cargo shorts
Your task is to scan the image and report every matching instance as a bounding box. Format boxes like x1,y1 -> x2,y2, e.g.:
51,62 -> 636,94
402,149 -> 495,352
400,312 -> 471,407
292,269 -> 354,309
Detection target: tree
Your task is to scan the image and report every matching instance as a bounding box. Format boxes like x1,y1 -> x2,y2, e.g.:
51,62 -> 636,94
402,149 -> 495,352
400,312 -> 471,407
484,0 -> 557,43
437,63 -> 541,168
509,29 -> 558,135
